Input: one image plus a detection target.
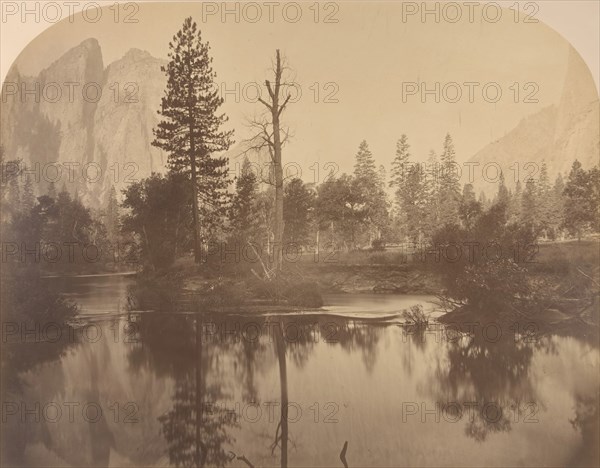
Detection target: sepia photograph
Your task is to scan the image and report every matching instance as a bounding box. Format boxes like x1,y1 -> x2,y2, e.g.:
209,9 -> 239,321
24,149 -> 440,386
0,1 -> 599,466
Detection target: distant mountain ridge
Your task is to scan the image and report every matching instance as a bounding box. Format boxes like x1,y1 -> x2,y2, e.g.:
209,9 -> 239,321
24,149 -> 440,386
2,40 -> 598,205
468,47 -> 599,192
1,38 -> 168,207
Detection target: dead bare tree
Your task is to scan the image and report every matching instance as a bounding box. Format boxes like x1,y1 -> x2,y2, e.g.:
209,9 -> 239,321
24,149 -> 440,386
243,50 -> 293,275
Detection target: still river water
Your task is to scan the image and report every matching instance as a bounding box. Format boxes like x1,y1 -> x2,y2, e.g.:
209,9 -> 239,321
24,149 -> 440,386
3,274 -> 599,467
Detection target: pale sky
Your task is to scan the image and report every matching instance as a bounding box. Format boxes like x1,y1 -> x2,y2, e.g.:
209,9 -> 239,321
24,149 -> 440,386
2,1 -> 599,176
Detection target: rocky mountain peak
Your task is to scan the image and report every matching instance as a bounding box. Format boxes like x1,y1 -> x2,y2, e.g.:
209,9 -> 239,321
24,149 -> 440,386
468,46 -> 599,193
0,38 -> 168,208
122,48 -> 153,62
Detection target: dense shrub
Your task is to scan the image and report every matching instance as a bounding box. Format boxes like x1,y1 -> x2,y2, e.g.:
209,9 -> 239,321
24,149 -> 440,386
371,239 -> 385,251
430,203 -> 541,313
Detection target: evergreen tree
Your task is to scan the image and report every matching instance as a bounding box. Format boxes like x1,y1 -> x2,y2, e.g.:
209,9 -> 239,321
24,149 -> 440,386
230,158 -> 259,243
537,161 -> 551,198
589,166 -> 600,232
496,171 -> 510,207
478,191 -> 489,210
562,160 -> 599,240
0,149 -> 22,225
423,150 -> 440,233
398,164 -> 428,242
509,180 -> 522,222
354,140 -> 378,182
21,173 -> 35,213
520,177 -> 538,226
375,164 -> 390,240
438,133 -> 461,226
536,161 -> 552,236
377,165 -> 387,192
105,185 -> 119,244
353,140 -> 385,244
389,135 -> 410,191
152,17 -> 233,262
283,178 -> 315,246
121,173 -> 193,268
459,183 -> 482,230
547,174 -> 565,239
315,174 -> 364,250
7,175 -> 20,213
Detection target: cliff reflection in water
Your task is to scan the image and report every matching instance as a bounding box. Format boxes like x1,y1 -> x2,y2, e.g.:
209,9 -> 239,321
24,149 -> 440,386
2,308 -> 598,467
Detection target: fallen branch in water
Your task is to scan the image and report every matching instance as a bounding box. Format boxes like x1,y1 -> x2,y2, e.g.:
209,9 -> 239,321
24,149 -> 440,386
340,440 -> 349,468
270,420 -> 282,455
228,451 -> 255,468
576,267 -> 600,288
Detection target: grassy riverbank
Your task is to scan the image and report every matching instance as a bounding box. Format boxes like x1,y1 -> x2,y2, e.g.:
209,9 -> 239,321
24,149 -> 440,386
126,239 -> 599,326
437,239 -> 600,332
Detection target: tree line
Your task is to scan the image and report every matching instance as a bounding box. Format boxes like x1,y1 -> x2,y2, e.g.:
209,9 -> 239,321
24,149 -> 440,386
2,16 -> 598,275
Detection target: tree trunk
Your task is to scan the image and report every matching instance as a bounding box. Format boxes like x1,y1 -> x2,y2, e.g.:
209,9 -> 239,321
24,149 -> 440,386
190,150 -> 201,263
173,207 -> 181,259
142,224 -> 155,271
255,49 -> 292,275
275,324 -> 288,468
195,318 -> 205,467
188,61 -> 201,264
271,50 -> 284,274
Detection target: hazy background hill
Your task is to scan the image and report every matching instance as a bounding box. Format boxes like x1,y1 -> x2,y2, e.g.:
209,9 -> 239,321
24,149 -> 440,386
468,47 -> 599,193
1,38 -> 598,206
1,38 -> 168,207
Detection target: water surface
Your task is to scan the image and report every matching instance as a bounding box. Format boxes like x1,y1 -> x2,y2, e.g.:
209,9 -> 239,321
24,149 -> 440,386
3,275 -> 598,467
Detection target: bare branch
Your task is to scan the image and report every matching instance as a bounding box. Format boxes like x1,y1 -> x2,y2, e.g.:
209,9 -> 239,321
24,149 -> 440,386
277,94 -> 292,117
265,79 -> 275,100
258,96 -> 272,110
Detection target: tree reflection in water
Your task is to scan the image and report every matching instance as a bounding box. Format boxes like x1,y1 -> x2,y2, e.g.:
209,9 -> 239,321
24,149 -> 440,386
128,313 -> 383,467
129,314 -> 237,466
427,325 -> 546,442
3,305 -> 597,467
0,273 -> 76,466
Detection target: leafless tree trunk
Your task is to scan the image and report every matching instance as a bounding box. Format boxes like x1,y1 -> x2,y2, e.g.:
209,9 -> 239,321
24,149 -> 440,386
244,50 -> 292,275
275,324 -> 288,467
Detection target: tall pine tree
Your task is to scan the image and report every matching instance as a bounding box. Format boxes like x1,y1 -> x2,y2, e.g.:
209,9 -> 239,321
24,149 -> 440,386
283,178 -> 315,245
105,185 -> 119,244
389,135 -> 410,191
353,140 -> 384,244
22,174 -> 35,213
153,17 -> 233,262
536,161 -> 552,236
520,177 -> 538,226
509,180 -> 522,222
398,164 -> 428,242
230,158 -> 259,243
496,171 -> 510,207
459,183 -> 481,230
547,174 -> 565,239
423,150 -> 441,233
354,140 -> 378,182
562,160 -> 598,240
438,133 -> 461,226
